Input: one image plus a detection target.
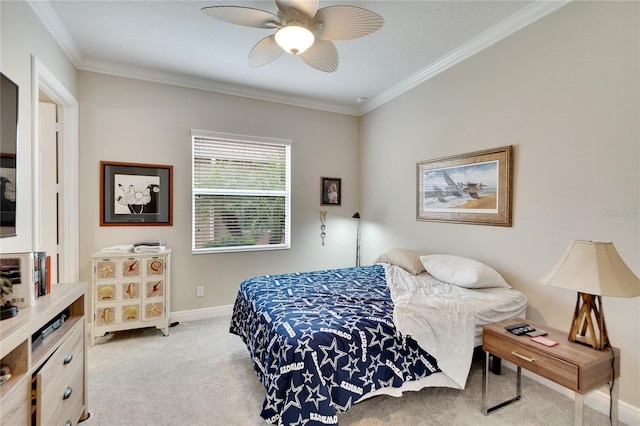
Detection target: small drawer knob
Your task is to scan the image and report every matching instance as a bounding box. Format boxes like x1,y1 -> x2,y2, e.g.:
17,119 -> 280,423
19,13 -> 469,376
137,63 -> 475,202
65,421 -> 72,426
63,353 -> 74,364
63,386 -> 73,400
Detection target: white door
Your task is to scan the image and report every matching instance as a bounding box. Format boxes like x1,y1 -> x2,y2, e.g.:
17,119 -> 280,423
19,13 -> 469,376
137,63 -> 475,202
38,101 -> 59,284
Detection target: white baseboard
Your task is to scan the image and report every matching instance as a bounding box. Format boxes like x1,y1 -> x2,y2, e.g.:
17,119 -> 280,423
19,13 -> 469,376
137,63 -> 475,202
169,305 -> 233,323
502,360 -> 639,425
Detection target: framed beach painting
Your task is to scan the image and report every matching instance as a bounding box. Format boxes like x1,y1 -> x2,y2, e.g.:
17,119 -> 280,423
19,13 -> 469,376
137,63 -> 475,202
100,161 -> 173,226
416,145 -> 513,226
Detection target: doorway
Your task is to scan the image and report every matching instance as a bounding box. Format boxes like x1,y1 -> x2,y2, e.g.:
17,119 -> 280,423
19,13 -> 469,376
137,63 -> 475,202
32,56 -> 79,282
38,99 -> 59,284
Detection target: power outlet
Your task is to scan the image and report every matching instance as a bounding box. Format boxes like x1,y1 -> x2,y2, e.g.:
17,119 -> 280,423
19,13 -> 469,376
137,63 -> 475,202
196,286 -> 204,297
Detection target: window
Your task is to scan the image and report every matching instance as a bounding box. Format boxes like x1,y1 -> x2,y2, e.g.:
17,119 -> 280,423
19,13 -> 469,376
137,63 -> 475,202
192,130 -> 291,253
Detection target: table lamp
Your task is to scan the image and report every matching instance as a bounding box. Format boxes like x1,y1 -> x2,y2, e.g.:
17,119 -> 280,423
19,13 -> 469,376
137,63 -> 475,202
540,240 -> 640,350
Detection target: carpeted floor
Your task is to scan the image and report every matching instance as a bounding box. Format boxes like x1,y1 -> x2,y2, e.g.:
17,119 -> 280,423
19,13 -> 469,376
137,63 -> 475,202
86,316 -> 617,425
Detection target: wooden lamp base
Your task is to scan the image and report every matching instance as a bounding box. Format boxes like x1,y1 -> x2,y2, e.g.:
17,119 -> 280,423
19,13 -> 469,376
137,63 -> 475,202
568,292 -> 609,350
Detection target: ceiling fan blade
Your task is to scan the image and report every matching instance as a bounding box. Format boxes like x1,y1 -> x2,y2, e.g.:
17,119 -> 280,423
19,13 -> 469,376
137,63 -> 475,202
276,0 -> 319,19
313,6 -> 384,40
248,35 -> 285,68
201,6 -> 280,29
299,39 -> 338,73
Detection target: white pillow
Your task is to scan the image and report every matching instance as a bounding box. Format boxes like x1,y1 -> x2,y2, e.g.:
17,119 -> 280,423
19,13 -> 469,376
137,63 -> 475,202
420,254 -> 511,289
375,248 -> 426,276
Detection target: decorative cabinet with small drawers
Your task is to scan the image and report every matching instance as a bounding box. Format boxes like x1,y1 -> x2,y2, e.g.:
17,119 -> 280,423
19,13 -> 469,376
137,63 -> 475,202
91,250 -> 171,345
0,282 -> 88,426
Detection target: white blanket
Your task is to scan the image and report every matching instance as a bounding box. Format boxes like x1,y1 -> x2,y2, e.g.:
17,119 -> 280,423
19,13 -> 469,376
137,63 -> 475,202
384,264 -> 528,390
386,265 -> 474,388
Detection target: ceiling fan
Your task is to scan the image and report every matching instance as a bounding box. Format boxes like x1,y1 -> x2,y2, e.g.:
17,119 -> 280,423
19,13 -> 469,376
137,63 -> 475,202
201,0 -> 384,73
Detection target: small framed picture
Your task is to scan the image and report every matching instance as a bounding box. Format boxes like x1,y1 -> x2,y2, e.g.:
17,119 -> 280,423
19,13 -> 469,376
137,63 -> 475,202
100,161 -> 173,226
0,252 -> 35,307
321,177 -> 341,206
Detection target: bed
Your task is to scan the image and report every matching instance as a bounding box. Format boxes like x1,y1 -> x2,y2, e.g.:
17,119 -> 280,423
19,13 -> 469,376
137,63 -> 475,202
230,250 -> 527,425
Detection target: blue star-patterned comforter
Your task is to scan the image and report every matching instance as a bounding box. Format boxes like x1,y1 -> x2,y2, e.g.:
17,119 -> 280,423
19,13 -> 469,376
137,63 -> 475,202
230,264 -> 441,425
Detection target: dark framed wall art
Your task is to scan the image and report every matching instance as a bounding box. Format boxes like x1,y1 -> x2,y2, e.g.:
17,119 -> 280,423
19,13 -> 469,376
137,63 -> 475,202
0,155 -> 16,236
416,145 -> 513,226
1,73 -> 18,237
100,161 -> 173,226
321,177 -> 341,206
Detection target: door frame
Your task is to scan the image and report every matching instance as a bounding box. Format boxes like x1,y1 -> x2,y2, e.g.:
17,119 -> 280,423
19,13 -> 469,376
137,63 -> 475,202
31,55 -> 79,282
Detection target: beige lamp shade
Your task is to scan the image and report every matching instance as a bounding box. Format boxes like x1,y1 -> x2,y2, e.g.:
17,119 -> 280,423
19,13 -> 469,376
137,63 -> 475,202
540,240 -> 640,297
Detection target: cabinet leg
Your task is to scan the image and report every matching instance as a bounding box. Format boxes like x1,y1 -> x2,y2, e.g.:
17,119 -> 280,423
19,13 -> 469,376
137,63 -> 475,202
574,393 -> 583,426
482,351 -> 522,415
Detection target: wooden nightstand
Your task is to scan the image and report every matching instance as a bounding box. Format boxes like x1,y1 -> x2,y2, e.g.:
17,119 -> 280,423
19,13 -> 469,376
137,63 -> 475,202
482,318 -> 620,426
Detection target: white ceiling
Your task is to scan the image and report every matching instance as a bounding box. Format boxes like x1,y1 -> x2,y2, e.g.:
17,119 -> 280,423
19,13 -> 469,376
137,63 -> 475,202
29,1 -> 569,115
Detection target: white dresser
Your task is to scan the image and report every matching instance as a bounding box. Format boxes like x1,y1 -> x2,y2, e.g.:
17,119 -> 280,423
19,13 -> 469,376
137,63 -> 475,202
90,250 -> 171,345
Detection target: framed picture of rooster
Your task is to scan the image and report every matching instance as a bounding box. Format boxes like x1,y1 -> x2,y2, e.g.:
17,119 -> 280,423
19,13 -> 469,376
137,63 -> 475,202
416,145 -> 513,226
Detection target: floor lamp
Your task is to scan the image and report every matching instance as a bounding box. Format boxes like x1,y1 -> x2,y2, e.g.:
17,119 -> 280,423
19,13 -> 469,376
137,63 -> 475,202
540,240 -> 640,350
352,212 -> 361,267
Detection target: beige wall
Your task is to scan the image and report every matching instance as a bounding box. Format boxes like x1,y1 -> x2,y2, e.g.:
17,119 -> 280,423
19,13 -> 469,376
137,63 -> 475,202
77,72 -> 360,312
359,1 -> 639,407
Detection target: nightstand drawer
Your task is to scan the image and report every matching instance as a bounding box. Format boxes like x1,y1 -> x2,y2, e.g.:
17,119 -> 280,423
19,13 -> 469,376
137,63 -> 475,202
483,332 -> 578,390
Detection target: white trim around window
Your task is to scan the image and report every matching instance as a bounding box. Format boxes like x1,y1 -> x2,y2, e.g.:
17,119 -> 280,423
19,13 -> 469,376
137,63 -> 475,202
191,130 -> 291,254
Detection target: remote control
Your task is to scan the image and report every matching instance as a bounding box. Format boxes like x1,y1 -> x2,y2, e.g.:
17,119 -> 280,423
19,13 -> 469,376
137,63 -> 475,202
505,323 -> 535,336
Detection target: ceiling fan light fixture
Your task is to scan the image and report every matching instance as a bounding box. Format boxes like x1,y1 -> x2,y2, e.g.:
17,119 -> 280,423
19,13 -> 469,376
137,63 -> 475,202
275,24 -> 315,55
202,1 -> 385,72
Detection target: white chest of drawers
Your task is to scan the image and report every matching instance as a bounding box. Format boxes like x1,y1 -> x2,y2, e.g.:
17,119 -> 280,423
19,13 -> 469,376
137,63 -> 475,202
90,250 -> 171,345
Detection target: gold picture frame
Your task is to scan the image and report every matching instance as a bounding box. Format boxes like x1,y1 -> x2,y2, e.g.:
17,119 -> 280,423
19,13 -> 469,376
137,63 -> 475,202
416,145 -> 513,226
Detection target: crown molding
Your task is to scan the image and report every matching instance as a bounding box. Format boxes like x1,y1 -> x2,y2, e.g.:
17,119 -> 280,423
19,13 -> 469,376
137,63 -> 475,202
359,0 -> 571,115
78,58 -> 360,116
27,0 -> 83,67
28,0 -> 570,117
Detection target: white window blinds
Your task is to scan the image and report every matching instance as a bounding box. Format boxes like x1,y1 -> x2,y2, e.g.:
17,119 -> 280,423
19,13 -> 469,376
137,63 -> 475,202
191,131 -> 291,253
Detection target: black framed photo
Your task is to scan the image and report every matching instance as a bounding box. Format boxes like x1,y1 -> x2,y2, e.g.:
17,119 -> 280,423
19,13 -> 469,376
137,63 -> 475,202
1,73 -> 18,238
0,155 -> 17,236
321,177 -> 341,206
100,161 -> 173,226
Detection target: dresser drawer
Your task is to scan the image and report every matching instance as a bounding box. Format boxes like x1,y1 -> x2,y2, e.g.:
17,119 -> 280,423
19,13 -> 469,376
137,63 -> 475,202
36,321 -> 85,425
51,368 -> 84,426
483,331 -> 578,390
